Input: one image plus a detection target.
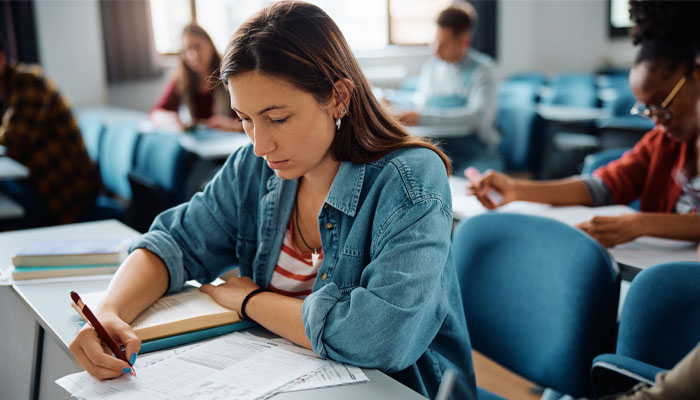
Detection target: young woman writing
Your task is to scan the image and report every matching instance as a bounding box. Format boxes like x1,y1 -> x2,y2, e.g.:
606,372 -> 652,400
70,3 -> 476,399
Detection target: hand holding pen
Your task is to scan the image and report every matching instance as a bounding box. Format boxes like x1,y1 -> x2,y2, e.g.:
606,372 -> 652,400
69,291 -> 140,379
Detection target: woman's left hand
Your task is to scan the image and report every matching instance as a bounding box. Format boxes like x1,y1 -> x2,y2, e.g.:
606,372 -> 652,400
200,276 -> 260,315
577,214 -> 641,248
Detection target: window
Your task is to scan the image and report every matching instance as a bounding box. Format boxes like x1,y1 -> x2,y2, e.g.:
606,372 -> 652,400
389,0 -> 451,45
149,0 -> 453,54
608,0 -> 633,38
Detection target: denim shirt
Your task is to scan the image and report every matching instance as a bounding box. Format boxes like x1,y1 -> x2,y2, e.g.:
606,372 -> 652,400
130,144 -> 476,400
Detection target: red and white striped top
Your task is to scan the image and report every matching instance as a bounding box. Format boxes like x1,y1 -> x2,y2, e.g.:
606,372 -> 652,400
269,222 -> 323,298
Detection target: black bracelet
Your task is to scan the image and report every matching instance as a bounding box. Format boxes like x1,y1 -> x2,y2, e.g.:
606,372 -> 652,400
240,288 -> 269,320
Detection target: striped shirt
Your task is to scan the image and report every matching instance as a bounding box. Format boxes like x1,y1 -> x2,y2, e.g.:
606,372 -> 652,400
269,222 -> 323,298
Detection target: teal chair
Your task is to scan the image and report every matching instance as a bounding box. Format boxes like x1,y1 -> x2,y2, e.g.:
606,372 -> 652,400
99,123 -> 140,200
77,123 -> 140,223
591,262 -> 700,398
581,148 -> 630,175
77,112 -> 105,163
128,133 -> 191,232
581,148 -> 639,210
497,81 -> 544,173
453,213 -> 620,399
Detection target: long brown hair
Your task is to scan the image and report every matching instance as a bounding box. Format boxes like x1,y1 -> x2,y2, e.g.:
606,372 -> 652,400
220,1 -> 452,174
178,24 -> 230,118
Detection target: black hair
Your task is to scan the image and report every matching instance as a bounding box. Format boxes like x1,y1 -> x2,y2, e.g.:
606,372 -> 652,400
437,6 -> 472,37
0,33 -> 6,53
630,0 -> 700,76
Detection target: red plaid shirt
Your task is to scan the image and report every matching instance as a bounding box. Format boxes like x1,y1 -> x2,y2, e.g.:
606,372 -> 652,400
0,64 -> 100,223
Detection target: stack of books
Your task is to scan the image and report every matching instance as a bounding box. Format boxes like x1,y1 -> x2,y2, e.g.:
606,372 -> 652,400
11,238 -> 130,280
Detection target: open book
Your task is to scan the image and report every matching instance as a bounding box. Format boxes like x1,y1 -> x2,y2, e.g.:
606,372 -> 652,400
82,286 -> 242,341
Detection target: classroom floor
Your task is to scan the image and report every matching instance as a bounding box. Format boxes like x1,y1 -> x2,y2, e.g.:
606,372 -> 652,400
472,350 -> 541,400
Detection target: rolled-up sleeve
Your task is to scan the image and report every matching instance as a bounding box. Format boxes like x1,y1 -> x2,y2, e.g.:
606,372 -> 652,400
129,148 -> 246,294
302,197 -> 452,372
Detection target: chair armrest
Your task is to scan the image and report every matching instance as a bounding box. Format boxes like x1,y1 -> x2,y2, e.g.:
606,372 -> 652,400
591,353 -> 666,399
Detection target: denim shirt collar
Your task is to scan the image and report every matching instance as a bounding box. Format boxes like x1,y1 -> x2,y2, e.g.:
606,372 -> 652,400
324,160 -> 365,217
265,160 -> 365,217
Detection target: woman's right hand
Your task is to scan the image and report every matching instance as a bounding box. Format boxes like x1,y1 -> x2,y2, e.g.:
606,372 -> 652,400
468,170 -> 519,209
69,311 -> 141,380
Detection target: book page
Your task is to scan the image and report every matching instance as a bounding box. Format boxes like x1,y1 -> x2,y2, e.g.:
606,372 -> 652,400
82,286 -> 240,339
129,287 -> 237,329
56,331 -> 335,400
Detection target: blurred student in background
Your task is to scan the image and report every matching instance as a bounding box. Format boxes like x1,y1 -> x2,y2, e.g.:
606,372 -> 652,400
150,24 -> 243,132
471,0 -> 700,248
395,4 -> 500,173
0,34 -> 100,226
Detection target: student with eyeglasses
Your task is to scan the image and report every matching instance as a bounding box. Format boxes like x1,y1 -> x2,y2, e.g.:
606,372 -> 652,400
608,1 -> 700,399
471,0 -> 700,248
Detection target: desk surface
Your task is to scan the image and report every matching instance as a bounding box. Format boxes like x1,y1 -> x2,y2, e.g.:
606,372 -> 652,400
0,191 -> 25,219
449,177 -> 698,277
536,104 -> 611,123
4,220 -> 426,400
0,220 -> 140,273
179,129 -> 251,159
406,125 -> 467,138
0,156 -> 30,180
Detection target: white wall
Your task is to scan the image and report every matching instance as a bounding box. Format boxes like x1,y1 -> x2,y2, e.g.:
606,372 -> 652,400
498,0 -> 634,78
33,0 -> 107,107
32,0 -> 637,111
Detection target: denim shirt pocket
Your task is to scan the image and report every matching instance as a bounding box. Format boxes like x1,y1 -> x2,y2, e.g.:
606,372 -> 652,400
334,246 -> 367,294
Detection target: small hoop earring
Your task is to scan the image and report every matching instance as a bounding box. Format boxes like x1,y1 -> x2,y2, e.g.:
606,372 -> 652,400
336,106 -> 347,131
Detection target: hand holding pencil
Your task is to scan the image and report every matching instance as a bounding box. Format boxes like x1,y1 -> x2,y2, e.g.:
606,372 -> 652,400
69,291 -> 141,379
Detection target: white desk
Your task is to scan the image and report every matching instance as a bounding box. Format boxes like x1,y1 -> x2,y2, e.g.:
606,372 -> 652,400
179,129 -> 251,159
0,156 -> 30,180
536,104 -> 611,123
406,125 -> 468,138
449,177 -> 698,279
0,191 -> 25,219
1,220 -> 426,400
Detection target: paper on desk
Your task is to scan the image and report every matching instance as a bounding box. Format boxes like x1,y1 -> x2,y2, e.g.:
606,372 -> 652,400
260,335 -> 368,392
56,331 -> 363,400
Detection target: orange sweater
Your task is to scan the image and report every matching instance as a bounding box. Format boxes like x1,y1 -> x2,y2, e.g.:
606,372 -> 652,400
594,127 -> 688,212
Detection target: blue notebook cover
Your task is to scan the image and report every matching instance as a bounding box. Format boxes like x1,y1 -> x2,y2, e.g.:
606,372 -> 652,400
139,320 -> 258,353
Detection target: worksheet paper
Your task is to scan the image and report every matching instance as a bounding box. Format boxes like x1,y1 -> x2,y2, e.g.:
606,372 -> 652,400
265,336 -> 368,392
56,331 -> 368,399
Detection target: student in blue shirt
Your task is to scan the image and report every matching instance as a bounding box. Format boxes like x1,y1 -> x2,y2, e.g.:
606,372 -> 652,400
395,5 -> 500,174
69,2 -> 476,399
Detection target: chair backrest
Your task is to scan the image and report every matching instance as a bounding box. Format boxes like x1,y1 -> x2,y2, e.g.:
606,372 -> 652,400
132,133 -> 189,200
128,133 -> 191,232
542,74 -> 599,108
581,148 -> 630,175
497,81 -> 544,172
506,72 -> 548,86
78,112 -> 105,162
453,213 -> 619,397
617,262 -> 700,369
99,123 -> 140,200
607,89 -> 637,117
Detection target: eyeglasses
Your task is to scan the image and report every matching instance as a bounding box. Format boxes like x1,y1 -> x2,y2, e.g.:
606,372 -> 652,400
630,75 -> 687,121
